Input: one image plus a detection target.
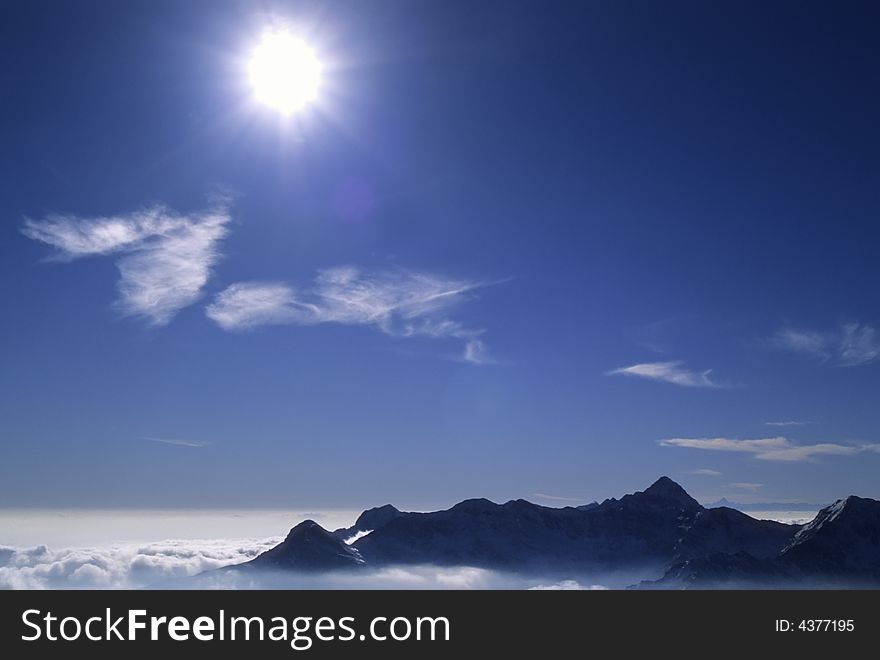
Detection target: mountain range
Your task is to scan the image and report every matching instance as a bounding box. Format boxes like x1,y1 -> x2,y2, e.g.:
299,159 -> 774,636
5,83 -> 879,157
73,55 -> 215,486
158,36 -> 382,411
223,476 -> 880,588
647,494 -> 880,588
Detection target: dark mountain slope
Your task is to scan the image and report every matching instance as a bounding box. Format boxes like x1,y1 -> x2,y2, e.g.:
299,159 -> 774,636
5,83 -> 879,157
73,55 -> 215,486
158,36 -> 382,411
249,520 -> 365,571
645,495 -> 880,588
243,477 -> 797,574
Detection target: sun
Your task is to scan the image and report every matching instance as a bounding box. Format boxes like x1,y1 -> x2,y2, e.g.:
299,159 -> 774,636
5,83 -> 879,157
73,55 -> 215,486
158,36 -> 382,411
248,30 -> 322,115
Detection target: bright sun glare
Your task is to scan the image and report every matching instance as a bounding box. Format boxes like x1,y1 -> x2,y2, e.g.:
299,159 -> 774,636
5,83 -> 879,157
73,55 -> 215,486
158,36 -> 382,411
249,30 -> 322,115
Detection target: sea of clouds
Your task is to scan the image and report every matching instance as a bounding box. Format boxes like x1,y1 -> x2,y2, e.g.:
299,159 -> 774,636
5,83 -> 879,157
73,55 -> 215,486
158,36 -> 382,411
0,537 -> 281,590
0,538 -> 609,590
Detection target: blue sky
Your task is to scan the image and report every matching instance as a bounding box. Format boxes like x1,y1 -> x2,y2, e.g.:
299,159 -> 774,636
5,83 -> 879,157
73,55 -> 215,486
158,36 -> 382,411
2,0 -> 879,509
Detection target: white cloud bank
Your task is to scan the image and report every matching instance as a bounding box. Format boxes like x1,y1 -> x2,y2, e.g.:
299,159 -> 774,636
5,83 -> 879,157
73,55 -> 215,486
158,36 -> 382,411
661,436 -> 880,462
23,202 -> 231,325
206,268 -> 495,364
607,360 -> 719,388
528,580 -> 607,591
770,322 -> 880,367
0,537 -> 279,590
0,539 -> 609,590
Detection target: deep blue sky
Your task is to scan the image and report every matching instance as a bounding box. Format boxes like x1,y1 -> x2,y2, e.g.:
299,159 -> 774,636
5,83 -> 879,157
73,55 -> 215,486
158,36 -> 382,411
2,0 -> 878,509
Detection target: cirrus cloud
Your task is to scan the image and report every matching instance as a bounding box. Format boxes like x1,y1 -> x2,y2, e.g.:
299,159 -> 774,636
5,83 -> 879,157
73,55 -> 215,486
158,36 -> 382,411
22,201 -> 231,325
769,322 -> 880,367
606,361 -> 720,388
687,468 -> 722,477
206,268 -> 497,364
661,436 -> 880,462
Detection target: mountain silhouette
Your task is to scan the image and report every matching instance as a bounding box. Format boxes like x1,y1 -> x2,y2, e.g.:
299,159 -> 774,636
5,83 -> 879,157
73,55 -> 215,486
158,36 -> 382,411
242,477 -> 803,579
644,495 -> 880,588
248,520 -> 365,571
332,504 -> 403,542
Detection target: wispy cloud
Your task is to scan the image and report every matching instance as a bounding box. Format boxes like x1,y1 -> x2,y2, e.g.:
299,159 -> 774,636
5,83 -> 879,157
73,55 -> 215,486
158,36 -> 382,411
206,268 -> 497,364
769,328 -> 829,361
530,493 -> 587,503
687,468 -> 722,477
462,338 -> 493,365
730,482 -> 763,491
765,420 -> 810,427
661,436 -> 880,462
145,437 -> 210,448
23,201 -> 231,325
769,322 -> 880,367
202,282 -> 308,330
606,361 -> 719,388
839,323 -> 880,366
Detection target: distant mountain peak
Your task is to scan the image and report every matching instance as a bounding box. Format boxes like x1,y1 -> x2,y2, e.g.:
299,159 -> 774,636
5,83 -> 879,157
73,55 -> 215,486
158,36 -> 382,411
250,519 -> 365,571
288,519 -> 321,534
353,504 -> 402,530
503,498 -> 536,510
450,498 -> 498,513
642,476 -> 700,507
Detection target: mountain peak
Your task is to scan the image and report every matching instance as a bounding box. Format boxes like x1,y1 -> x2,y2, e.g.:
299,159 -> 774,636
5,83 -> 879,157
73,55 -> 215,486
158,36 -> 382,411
449,498 -> 499,514
288,519 -> 321,534
645,476 -> 686,496
642,477 -> 700,507
251,519 -> 365,571
354,504 -> 402,531
772,494 -> 880,576
785,495 -> 878,549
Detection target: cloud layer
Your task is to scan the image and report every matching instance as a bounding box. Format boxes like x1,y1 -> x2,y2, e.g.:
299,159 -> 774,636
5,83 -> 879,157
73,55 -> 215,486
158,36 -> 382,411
0,539 -> 609,590
661,436 -> 880,462
0,537 -> 279,589
23,203 -> 231,325
730,482 -> 763,492
770,322 -> 880,367
206,268 -> 493,363
607,361 -> 719,388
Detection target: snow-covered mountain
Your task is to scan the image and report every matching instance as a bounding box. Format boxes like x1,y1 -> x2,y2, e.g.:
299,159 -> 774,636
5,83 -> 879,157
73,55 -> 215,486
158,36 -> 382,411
644,494 -> 880,588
